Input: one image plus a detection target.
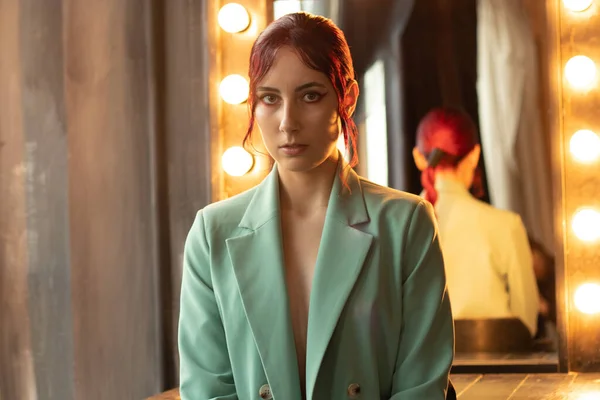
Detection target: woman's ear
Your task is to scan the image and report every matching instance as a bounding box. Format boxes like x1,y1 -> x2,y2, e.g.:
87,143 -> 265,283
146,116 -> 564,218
413,147 -> 428,171
344,80 -> 359,117
464,144 -> 481,169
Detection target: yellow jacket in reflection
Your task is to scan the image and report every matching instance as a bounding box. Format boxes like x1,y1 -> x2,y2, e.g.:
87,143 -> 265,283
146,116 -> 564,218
432,177 -> 539,336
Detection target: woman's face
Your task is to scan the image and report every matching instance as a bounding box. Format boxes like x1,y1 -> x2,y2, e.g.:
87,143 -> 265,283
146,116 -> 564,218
254,47 -> 355,173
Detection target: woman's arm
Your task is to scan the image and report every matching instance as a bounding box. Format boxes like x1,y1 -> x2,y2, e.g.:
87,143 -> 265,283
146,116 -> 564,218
178,211 -> 238,400
390,201 -> 454,399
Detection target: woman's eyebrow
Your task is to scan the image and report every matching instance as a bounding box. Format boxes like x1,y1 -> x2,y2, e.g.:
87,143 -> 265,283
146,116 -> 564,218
256,81 -> 327,93
256,86 -> 279,93
294,82 -> 327,92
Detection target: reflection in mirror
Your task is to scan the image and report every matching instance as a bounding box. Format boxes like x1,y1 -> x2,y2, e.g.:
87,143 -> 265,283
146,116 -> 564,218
340,0 -> 559,372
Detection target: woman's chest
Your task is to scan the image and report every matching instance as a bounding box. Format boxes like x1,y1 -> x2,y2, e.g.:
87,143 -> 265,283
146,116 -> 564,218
280,210 -> 326,276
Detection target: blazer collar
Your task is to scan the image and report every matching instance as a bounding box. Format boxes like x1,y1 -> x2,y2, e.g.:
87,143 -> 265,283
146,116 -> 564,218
237,163 -> 280,230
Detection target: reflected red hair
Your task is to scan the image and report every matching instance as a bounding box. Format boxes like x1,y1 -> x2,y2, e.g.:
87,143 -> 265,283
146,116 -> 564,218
416,107 -> 484,205
243,12 -> 358,168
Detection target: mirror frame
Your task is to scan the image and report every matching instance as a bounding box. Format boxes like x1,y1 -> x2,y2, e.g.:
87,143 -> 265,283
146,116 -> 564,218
548,0 -> 600,373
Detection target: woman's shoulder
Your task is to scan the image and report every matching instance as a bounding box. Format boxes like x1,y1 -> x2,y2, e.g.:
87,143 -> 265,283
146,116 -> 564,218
358,177 -> 426,206
191,186 -> 258,239
468,196 -> 524,226
202,187 -> 256,220
456,197 -> 529,243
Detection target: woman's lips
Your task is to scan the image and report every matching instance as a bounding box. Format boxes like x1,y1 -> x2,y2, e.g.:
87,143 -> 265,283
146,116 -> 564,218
280,144 -> 308,156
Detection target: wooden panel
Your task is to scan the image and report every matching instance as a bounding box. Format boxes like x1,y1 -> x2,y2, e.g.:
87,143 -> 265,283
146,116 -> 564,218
0,1 -> 37,399
557,0 -> 600,372
451,374 -> 482,396
544,0 -> 569,373
158,0 -> 214,386
63,0 -> 163,398
453,373 -> 600,398
459,374 -> 529,399
569,373 -> 600,393
146,389 -> 180,400
3,0 -> 218,397
509,374 -> 575,399
18,1 -> 76,398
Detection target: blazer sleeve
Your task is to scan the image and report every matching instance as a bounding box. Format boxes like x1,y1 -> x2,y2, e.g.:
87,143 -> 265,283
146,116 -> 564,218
178,210 -> 238,400
390,201 -> 454,400
506,214 -> 539,337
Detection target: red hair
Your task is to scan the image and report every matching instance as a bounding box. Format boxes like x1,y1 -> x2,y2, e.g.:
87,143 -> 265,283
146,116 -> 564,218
416,107 -> 484,205
243,12 -> 359,168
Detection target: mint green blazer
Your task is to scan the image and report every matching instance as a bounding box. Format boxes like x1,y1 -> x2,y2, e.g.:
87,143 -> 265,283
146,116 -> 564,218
178,164 -> 454,400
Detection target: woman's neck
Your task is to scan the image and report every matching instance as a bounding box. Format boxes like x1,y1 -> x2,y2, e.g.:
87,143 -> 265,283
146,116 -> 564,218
435,168 -> 470,189
278,153 -> 339,216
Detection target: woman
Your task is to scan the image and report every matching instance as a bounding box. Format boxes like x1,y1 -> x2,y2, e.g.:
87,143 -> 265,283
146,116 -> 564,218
179,13 -> 454,400
412,107 -> 539,337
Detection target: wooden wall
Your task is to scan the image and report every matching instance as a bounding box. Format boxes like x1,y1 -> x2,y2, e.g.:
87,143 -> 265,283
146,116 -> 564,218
554,0 -> 600,372
0,0 -> 213,398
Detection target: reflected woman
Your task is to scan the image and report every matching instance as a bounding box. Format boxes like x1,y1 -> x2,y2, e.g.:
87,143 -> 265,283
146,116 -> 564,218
412,107 -> 539,337
179,12 -> 454,400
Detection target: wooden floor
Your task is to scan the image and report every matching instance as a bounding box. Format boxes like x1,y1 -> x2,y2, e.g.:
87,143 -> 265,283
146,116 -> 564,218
453,373 -> 600,399
451,352 -> 559,374
147,373 -> 600,399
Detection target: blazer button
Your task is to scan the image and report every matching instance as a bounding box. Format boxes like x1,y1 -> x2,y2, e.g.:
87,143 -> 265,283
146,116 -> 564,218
259,383 -> 272,399
347,383 -> 361,398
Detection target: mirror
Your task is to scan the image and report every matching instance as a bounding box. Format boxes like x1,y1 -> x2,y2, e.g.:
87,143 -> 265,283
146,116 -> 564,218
338,0 -> 561,372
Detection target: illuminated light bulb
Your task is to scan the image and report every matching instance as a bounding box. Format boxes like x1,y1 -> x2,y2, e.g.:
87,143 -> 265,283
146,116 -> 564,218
572,208 -> 600,242
570,129 -> 600,163
577,392 -> 600,400
222,146 -> 254,176
219,74 -> 249,104
563,0 -> 594,12
218,3 -> 251,33
565,55 -> 597,90
574,283 -> 600,315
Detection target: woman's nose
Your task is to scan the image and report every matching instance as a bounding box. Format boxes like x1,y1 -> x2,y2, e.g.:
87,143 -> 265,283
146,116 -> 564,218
279,102 -> 300,134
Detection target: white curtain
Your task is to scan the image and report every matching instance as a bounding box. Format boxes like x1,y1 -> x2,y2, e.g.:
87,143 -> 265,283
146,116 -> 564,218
477,0 -> 554,253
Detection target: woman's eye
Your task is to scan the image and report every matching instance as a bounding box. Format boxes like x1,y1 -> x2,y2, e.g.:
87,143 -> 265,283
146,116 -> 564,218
303,92 -> 322,102
261,95 -> 278,105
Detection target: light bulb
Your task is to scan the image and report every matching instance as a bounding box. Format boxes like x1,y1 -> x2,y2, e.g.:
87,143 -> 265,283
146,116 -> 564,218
565,55 -> 597,90
574,283 -> 600,315
570,129 -> 600,163
222,146 -> 254,176
218,3 -> 251,33
563,0 -> 594,12
572,208 -> 600,242
219,74 -> 249,105
577,392 -> 600,400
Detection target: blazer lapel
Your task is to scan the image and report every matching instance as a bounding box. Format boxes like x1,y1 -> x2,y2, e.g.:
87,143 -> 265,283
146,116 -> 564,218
305,166 -> 373,399
226,167 -> 302,400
